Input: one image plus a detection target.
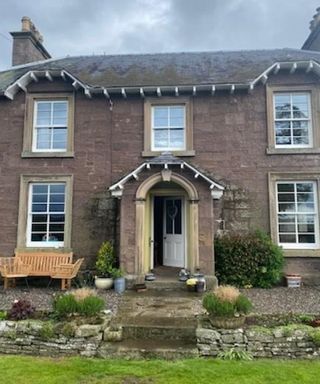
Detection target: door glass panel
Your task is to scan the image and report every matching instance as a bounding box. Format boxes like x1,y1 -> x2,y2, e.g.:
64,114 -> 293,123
165,200 -> 173,234
165,199 -> 182,235
174,199 -> 182,234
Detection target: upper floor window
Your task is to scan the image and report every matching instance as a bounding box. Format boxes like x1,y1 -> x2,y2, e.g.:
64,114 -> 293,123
152,105 -> 185,151
274,92 -> 312,148
33,100 -> 68,151
22,93 -> 74,158
143,97 -> 194,157
266,85 -> 320,154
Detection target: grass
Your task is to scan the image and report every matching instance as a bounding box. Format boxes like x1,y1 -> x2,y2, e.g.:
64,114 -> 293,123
1,356 -> 320,384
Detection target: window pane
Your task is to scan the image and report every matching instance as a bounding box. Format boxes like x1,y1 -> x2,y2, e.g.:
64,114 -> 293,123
36,102 -> 51,125
32,223 -> 47,232
298,223 -> 314,233
50,214 -> 65,222
297,183 -> 313,192
297,203 -> 315,212
298,234 -> 315,243
279,234 -> 296,243
279,224 -> 295,232
278,203 -> 295,212
153,107 -> 168,127
278,193 -> 295,202
169,129 -> 184,148
36,128 -> 51,149
32,194 -> 47,203
49,204 -> 64,212
32,214 -> 47,223
53,102 -> 67,125
169,106 -> 184,127
278,213 -> 295,223
33,185 -> 48,194
31,233 -> 46,242
49,223 -> 64,232
154,129 -> 169,148
277,184 -> 294,193
32,204 -> 47,212
50,194 -> 65,203
50,184 -> 65,194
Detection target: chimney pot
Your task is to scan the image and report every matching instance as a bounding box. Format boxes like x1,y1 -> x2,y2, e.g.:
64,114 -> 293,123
21,16 -> 32,32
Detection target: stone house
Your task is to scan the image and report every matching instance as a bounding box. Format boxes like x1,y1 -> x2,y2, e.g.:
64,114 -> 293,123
1,13 -> 320,283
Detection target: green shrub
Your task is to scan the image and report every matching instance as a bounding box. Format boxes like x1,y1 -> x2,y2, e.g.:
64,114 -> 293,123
53,294 -> 78,319
218,348 -> 253,361
95,241 -> 116,277
215,230 -> 284,288
53,293 -> 105,319
310,329 -> 320,346
203,290 -> 252,318
77,296 -> 105,317
39,322 -> 55,341
0,311 -> 7,320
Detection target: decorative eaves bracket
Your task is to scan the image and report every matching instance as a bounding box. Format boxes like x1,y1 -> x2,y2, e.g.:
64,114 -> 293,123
109,153 -> 224,200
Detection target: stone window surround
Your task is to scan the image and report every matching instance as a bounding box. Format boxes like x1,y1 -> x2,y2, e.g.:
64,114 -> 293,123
142,97 -> 195,157
17,174 -> 73,251
268,172 -> 320,257
22,92 -> 75,158
266,85 -> 320,155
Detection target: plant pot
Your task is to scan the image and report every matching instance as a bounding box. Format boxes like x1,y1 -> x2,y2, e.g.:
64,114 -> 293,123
114,277 -> 126,294
208,316 -> 246,329
286,274 -> 302,288
94,277 -> 113,290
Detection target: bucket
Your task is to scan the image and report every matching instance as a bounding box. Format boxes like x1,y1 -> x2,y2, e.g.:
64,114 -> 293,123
286,274 -> 302,288
114,277 -> 126,294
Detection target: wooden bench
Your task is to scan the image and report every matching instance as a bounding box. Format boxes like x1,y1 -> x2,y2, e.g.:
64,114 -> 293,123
15,251 -> 74,290
51,258 -> 84,290
1,258 -> 30,289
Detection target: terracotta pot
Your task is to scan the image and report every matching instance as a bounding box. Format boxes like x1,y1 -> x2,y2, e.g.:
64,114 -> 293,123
208,316 -> 246,329
94,277 -> 113,290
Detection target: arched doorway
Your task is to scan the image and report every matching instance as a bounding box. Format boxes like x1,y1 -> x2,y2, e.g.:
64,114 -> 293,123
135,171 -> 199,275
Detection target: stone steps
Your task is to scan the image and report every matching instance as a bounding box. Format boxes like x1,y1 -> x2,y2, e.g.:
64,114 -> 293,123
98,339 -> 199,359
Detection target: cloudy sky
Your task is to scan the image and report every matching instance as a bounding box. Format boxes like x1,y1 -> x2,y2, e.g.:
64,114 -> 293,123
0,0 -> 319,70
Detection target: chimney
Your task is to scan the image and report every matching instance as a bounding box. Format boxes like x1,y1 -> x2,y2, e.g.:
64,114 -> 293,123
302,8 -> 320,51
10,16 -> 51,66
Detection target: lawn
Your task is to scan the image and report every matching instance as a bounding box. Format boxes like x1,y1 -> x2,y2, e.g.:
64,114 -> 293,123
1,356 -> 320,384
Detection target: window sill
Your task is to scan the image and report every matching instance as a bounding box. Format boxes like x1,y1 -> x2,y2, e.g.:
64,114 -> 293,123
21,151 -> 74,158
142,150 -> 195,157
266,147 -> 320,155
15,246 -> 72,253
282,248 -> 320,257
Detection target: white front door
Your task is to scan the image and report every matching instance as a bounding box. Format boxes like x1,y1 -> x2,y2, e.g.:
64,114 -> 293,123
163,197 -> 184,267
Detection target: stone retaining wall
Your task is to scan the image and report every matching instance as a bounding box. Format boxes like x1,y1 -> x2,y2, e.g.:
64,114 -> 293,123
0,315 -> 122,358
197,326 -> 320,359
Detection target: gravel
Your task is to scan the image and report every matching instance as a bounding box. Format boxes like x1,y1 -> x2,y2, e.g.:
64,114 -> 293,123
0,287 -> 122,314
242,287 -> 320,314
1,286 -> 320,315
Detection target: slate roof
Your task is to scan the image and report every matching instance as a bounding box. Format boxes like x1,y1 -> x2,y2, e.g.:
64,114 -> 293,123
1,48 -> 320,92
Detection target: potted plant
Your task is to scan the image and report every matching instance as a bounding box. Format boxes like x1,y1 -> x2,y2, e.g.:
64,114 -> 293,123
94,241 -> 115,289
202,285 -> 252,329
112,268 -> 126,294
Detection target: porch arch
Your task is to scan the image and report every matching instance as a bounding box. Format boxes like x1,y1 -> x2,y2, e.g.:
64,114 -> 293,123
135,172 -> 199,275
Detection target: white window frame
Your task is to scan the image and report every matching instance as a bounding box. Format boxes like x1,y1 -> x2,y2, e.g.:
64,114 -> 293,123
276,180 -> 319,249
273,92 -> 313,149
26,182 -> 66,248
32,100 -> 68,153
151,105 -> 186,151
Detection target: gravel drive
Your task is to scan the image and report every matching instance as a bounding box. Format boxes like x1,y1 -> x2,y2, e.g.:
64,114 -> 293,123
0,287 -> 122,314
242,287 -> 320,314
1,286 -> 320,315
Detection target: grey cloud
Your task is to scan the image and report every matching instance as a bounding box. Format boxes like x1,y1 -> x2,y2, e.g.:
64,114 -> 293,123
0,0 -> 319,70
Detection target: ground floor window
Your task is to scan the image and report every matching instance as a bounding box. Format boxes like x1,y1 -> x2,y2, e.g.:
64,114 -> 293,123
276,181 -> 318,248
27,183 -> 65,247
17,175 -> 73,249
